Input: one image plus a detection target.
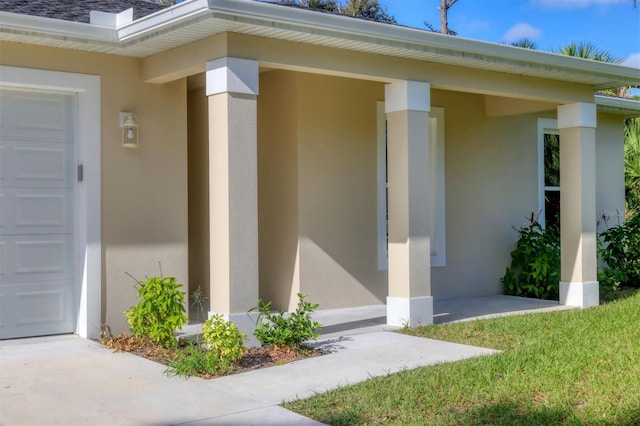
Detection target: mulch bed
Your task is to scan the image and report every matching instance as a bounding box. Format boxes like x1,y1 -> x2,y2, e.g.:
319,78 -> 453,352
99,334 -> 326,378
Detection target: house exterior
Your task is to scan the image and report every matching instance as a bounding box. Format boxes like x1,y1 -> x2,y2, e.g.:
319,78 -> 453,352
1,0 -> 639,340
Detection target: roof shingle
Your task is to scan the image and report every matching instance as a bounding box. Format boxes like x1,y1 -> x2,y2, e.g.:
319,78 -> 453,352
0,0 -> 167,23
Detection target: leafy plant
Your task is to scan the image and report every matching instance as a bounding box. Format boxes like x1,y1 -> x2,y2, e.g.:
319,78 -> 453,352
163,315 -> 245,378
502,214 -> 560,300
625,118 -> 640,218
165,343 -> 232,378
125,274 -> 188,349
599,214 -> 640,289
251,293 -> 322,349
202,314 -> 246,364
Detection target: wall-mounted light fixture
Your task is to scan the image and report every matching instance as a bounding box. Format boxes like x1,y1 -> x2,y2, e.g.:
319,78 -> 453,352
119,112 -> 139,148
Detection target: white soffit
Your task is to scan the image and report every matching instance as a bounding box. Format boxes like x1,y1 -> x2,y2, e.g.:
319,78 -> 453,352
0,0 -> 638,89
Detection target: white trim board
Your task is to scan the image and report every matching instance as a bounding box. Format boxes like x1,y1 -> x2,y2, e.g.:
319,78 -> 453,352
537,117 -> 559,228
0,65 -> 102,339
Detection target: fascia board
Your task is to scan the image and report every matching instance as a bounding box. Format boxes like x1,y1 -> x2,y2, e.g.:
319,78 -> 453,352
0,11 -> 118,43
117,0 -> 210,41
595,95 -> 640,117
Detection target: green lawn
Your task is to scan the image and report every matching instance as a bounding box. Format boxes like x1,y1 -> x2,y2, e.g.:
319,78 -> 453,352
285,292 -> 640,425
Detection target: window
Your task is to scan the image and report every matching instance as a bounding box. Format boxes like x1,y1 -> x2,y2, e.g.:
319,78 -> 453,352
377,102 -> 446,270
538,118 -> 560,229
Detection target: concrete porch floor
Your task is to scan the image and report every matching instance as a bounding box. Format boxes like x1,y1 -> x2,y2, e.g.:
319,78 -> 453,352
313,295 -> 576,339
179,295 -> 576,340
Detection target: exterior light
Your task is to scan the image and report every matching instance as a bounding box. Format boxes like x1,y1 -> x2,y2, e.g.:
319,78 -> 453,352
120,112 -> 139,148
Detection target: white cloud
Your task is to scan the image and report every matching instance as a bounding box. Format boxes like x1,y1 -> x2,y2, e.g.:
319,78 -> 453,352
623,53 -> 640,68
532,0 -> 629,9
502,23 -> 543,43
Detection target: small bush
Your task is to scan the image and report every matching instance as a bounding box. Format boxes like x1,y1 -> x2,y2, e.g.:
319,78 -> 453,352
166,343 -> 232,378
125,275 -> 188,349
252,293 -> 322,349
502,216 -> 560,300
599,214 -> 640,289
202,314 -> 246,364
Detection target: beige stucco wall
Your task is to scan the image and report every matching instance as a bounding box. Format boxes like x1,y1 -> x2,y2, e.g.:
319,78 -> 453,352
596,113 -> 626,224
1,42 -> 189,334
187,87 -> 210,320
257,70 -> 301,310
258,71 -> 387,310
429,90 -> 540,298
296,73 -> 387,309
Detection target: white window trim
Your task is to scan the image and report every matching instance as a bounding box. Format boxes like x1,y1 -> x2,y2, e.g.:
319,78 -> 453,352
376,101 -> 387,270
537,117 -> 559,228
377,102 -> 446,270
1,65 -> 102,339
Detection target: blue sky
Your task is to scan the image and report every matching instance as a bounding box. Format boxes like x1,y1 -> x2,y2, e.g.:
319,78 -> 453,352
382,0 -> 640,68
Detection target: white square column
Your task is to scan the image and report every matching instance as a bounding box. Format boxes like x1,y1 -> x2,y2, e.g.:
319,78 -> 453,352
385,81 -> 433,327
557,102 -> 599,308
206,58 -> 260,341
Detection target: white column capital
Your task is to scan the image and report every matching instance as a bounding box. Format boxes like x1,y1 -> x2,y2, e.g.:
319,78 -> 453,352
385,81 -> 430,113
557,102 -> 596,129
206,57 -> 259,96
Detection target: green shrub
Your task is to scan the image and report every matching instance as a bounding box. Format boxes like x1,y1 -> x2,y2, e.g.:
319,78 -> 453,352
252,293 -> 322,349
502,217 -> 560,300
165,343 -> 233,378
202,314 -> 246,364
125,275 -> 187,349
599,214 -> 640,289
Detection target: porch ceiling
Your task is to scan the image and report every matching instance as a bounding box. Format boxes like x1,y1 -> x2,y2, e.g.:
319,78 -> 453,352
1,0 -> 638,91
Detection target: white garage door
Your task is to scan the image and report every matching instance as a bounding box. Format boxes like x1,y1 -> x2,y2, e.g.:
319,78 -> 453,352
0,89 -> 77,339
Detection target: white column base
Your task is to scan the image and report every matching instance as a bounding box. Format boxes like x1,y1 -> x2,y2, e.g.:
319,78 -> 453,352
387,296 -> 433,327
209,311 -> 261,347
559,281 -> 599,308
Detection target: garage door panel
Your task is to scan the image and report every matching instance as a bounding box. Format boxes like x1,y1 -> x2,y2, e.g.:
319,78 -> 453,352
14,145 -> 70,185
1,93 -> 70,143
0,188 -> 72,235
15,237 -> 71,276
0,193 -> 4,230
0,241 -> 5,277
0,141 -> 72,188
14,189 -> 72,230
0,281 -> 74,339
0,235 -> 73,282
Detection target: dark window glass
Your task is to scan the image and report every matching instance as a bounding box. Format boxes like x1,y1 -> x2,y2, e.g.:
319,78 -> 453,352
544,133 -> 560,187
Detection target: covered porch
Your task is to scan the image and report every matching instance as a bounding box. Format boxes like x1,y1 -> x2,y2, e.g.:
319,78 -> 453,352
185,54 -> 605,336
163,3 -> 631,338
314,295 -> 575,339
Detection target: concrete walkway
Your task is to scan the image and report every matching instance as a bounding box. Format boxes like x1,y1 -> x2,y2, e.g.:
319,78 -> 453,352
0,295 -> 569,425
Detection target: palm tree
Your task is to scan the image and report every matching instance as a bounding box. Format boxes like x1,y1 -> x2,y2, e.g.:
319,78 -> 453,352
555,41 -> 637,97
510,38 -> 538,50
555,41 -> 623,64
625,118 -> 640,218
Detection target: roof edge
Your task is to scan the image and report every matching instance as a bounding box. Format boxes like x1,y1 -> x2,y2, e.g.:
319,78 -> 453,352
596,95 -> 640,118
0,10 -> 117,43
197,0 -> 639,88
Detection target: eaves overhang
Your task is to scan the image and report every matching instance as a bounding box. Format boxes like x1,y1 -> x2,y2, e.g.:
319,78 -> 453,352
596,95 -> 640,118
1,0 -> 638,90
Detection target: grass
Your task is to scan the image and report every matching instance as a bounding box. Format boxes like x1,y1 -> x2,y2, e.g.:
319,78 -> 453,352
285,291 -> 640,425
